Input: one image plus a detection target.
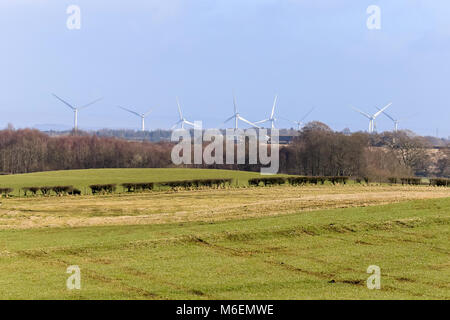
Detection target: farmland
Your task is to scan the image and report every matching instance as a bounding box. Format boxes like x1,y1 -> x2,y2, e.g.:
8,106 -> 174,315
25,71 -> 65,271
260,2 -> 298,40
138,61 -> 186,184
0,168 -> 263,196
0,169 -> 449,299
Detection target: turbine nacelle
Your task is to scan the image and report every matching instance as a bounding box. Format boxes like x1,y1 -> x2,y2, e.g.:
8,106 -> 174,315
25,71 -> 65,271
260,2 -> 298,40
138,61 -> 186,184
255,95 -> 278,129
172,97 -> 197,130
352,102 -> 392,133
280,107 -> 315,131
224,96 -> 261,129
118,106 -> 153,132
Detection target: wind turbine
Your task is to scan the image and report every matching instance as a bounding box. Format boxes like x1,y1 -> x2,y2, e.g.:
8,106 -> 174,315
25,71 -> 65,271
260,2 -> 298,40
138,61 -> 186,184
352,102 -> 392,133
52,94 -> 103,131
118,106 -> 153,132
281,107 -> 315,130
224,96 -> 261,129
172,97 -> 196,129
255,95 -> 278,129
376,107 -> 415,132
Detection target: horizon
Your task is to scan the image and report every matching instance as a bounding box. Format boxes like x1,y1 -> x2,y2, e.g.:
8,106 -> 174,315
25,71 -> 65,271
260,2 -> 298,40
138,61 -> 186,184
1,1 -> 450,137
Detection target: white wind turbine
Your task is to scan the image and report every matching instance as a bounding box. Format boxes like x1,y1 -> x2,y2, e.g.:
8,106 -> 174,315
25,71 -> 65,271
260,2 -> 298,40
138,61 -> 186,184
281,107 -> 315,130
352,102 -> 392,133
118,106 -> 153,132
171,97 -> 196,129
52,94 -> 103,131
377,107 -> 416,132
224,96 -> 261,129
255,95 -> 278,129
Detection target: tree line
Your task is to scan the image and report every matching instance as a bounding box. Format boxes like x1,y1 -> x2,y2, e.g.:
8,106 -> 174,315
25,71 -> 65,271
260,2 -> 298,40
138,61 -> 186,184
0,124 -> 448,179
0,129 -> 172,174
278,122 -> 447,179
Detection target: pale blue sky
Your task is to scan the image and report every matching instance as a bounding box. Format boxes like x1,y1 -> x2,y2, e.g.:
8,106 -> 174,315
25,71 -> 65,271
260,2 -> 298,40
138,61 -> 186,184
1,0 -> 449,136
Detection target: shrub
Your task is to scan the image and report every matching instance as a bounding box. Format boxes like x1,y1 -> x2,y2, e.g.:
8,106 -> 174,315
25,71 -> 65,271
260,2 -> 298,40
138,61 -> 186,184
248,178 -> 261,187
0,188 -> 13,197
90,184 -> 116,195
196,179 -> 213,188
23,187 -> 40,196
307,177 -> 319,185
40,186 -> 51,196
159,181 -> 184,191
261,177 -> 286,186
159,179 -> 232,190
400,177 -> 422,186
52,186 -> 74,195
121,182 -> 154,192
137,182 -> 155,191
429,178 -> 450,187
209,179 -> 232,188
122,183 -> 137,192
287,176 -> 308,186
248,177 -> 285,187
388,177 -> 398,184
341,177 -> 349,184
68,188 -> 82,196
328,176 -> 349,185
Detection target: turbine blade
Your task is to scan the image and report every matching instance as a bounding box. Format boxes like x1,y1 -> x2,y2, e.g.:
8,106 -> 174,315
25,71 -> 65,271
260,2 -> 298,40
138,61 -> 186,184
118,106 -> 141,117
271,95 -> 278,118
351,107 -> 371,119
301,107 -> 315,121
171,120 -> 182,130
254,119 -> 269,124
376,106 -> 396,122
279,117 -> 297,124
373,102 -> 392,118
80,97 -> 103,110
176,97 -> 183,120
143,109 -> 153,117
224,115 -> 236,123
233,96 -> 237,114
239,116 -> 261,129
52,93 -> 75,110
184,120 -> 196,127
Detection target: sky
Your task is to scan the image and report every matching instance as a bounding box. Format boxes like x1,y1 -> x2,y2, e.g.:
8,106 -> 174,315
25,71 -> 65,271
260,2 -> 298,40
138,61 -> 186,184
0,0 -> 449,137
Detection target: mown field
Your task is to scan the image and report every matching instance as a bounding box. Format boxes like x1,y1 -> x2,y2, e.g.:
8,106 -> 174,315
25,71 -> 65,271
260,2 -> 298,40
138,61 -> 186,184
0,169 -> 449,299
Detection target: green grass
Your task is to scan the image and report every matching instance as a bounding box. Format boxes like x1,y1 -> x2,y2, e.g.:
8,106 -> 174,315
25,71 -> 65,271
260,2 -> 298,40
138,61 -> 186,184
0,197 -> 448,299
0,168 -> 265,195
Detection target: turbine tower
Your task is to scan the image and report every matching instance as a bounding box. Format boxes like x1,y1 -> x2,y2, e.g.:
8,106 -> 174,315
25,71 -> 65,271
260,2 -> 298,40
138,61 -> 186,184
282,107 -> 315,130
352,102 -> 392,133
172,97 -> 196,129
118,106 -> 153,132
52,94 -> 103,131
224,96 -> 261,129
255,95 -> 278,129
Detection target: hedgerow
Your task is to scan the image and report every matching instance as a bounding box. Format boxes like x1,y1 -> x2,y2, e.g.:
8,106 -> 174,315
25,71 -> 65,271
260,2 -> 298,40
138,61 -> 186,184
90,184 -> 116,195
429,178 -> 450,187
0,188 -> 13,197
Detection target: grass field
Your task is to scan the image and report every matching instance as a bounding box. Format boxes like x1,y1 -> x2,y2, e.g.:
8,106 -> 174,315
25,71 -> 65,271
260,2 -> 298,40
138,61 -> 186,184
0,168 -> 264,195
0,169 -> 449,299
